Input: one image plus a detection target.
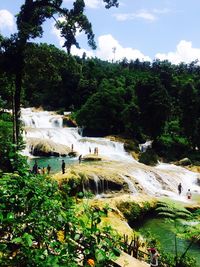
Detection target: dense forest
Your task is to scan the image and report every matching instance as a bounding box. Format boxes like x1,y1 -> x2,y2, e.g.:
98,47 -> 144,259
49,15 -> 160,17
1,42 -> 200,164
0,1 -> 199,266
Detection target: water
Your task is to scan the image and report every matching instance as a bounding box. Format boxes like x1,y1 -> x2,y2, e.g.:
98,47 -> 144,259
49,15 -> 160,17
21,108 -> 200,199
136,218 -> 200,266
28,156 -> 78,173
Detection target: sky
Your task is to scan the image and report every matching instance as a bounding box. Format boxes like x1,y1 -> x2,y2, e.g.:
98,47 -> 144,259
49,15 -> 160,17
1,0 -> 200,64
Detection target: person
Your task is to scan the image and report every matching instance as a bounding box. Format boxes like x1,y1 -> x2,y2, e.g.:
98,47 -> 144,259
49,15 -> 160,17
32,160 -> 38,174
148,248 -> 159,267
71,144 -> 74,152
38,167 -> 41,174
178,183 -> 182,195
47,164 -> 51,175
78,154 -> 82,164
186,189 -> 192,199
89,147 -> 91,154
42,166 -> 46,175
61,160 -> 65,174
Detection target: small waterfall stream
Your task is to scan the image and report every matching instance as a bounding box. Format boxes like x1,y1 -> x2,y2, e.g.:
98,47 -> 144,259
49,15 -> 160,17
21,108 -> 200,200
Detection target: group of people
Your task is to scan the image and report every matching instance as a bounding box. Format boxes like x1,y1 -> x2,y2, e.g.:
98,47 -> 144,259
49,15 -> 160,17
32,161 -> 51,175
178,183 -> 192,199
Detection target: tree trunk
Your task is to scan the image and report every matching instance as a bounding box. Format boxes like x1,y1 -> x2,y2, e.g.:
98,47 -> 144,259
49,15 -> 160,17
14,68 -> 22,148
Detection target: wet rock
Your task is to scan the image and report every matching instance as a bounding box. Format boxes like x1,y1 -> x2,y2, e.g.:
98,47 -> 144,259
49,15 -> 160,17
27,137 -> 70,157
68,151 -> 78,157
82,155 -> 102,161
63,116 -> 77,127
178,158 -> 192,166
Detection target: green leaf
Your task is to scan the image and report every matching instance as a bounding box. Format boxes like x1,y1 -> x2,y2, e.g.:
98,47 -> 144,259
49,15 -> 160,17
12,237 -> 23,244
23,233 -> 33,247
95,249 -> 106,262
6,212 -> 14,221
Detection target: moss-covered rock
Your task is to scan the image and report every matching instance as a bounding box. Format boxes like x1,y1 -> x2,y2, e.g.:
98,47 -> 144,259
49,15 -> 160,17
117,201 -> 156,227
177,157 -> 192,166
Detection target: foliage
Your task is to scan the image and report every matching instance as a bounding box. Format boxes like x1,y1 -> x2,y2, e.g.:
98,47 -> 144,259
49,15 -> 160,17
142,226 -> 197,267
0,111 -> 27,173
155,201 -> 199,267
155,201 -> 191,220
0,0 -> 119,146
0,172 -> 121,266
155,120 -> 190,160
117,201 -> 154,227
138,148 -> 158,166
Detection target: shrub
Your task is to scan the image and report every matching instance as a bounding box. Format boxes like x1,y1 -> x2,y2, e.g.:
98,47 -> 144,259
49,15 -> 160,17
0,172 -> 120,266
117,201 -> 153,226
138,148 -> 158,166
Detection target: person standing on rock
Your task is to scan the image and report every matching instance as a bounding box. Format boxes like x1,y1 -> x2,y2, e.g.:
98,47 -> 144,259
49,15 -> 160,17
61,160 -> 65,174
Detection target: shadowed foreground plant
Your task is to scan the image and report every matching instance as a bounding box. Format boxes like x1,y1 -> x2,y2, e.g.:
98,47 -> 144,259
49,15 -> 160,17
0,172 -> 121,266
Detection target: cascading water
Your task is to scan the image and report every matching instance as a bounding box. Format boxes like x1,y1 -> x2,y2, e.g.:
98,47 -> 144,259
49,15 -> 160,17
21,108 -> 200,200
21,108 -> 132,161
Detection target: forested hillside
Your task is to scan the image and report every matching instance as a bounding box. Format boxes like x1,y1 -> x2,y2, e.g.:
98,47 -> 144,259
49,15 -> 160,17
1,42 -> 200,161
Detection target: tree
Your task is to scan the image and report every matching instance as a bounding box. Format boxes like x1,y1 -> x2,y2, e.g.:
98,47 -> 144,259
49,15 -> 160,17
135,77 -> 171,139
75,79 -> 125,135
179,82 -> 198,148
1,0 -> 119,147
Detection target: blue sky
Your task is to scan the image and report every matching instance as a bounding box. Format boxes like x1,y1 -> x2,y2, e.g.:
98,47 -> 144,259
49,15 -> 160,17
1,0 -> 200,64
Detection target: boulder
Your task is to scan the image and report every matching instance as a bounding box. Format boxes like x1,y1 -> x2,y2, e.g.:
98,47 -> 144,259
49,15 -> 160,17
68,151 -> 78,157
27,138 -> 71,157
63,116 -> 77,127
82,154 -> 102,161
178,158 -> 192,166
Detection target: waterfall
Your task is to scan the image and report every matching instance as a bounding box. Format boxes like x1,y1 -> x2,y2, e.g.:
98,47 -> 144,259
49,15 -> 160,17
21,108 -> 133,161
21,108 -> 200,200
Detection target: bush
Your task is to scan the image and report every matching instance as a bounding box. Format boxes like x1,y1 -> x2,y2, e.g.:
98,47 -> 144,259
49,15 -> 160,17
117,201 -> 153,226
0,172 -> 121,266
138,148 -> 158,166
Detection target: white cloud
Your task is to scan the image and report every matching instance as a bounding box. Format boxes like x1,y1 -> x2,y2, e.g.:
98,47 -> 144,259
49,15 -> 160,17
113,10 -> 156,22
52,24 -> 151,61
152,8 -> 170,14
52,21 -> 200,65
155,40 -> 200,64
0,9 -> 15,31
84,0 -> 102,9
71,46 -> 95,58
96,34 -> 151,61
113,7 -> 172,22
135,11 -> 156,21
